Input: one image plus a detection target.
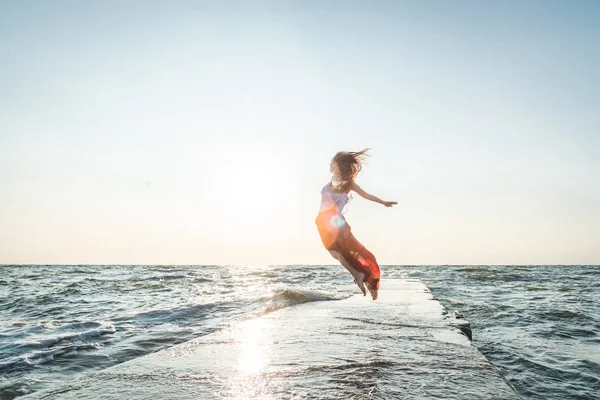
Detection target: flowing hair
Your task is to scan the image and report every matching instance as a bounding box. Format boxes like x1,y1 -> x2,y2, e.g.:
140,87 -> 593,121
331,148 -> 370,192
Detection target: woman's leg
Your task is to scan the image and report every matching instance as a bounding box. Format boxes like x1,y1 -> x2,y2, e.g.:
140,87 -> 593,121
328,250 -> 366,296
341,231 -> 380,300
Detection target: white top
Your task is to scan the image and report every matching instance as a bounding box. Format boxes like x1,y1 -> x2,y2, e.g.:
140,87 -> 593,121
319,181 -> 352,214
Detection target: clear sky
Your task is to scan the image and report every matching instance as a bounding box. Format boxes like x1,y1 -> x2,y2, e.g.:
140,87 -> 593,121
1,0 -> 599,265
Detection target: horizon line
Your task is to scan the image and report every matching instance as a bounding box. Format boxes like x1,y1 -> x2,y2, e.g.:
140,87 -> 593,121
1,264 -> 598,267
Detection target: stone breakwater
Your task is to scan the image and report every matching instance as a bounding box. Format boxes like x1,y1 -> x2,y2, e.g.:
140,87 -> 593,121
23,279 -> 519,400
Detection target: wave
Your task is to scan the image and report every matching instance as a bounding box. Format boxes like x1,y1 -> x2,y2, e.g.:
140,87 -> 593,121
38,322 -> 116,346
257,288 -> 347,305
1,340 -> 106,372
112,303 -> 217,327
104,288 -> 344,333
8,321 -> 116,350
140,274 -> 190,281
0,321 -> 116,373
536,309 -> 587,321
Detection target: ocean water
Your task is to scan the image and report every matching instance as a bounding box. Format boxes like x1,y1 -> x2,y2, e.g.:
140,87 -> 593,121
0,265 -> 598,399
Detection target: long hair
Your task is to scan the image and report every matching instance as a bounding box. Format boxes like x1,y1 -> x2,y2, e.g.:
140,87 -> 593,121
331,148 -> 370,192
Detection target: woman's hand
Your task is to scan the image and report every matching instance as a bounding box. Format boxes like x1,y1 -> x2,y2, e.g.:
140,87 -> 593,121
383,201 -> 397,208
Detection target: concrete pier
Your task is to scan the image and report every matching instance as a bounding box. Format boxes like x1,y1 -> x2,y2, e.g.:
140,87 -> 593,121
25,279 -> 519,399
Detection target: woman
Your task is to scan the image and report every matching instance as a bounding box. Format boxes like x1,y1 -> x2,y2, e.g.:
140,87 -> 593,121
315,149 -> 397,300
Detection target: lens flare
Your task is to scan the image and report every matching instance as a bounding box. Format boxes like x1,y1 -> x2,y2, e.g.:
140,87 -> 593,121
329,215 -> 346,228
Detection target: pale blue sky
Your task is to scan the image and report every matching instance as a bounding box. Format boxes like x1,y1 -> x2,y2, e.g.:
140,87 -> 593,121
1,0 -> 598,265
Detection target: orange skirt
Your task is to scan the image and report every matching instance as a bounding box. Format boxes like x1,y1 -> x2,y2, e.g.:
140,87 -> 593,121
315,208 -> 381,290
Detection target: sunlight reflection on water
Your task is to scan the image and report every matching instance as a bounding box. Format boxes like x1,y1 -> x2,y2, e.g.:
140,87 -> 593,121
236,318 -> 272,376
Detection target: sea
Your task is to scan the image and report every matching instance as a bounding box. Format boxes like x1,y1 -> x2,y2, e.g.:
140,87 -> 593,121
0,265 -> 598,399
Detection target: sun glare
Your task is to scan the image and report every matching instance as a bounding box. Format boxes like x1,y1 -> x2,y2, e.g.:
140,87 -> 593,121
200,140 -> 296,237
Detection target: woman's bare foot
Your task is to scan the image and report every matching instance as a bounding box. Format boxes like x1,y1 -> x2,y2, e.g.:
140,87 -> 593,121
354,272 -> 366,296
365,282 -> 378,300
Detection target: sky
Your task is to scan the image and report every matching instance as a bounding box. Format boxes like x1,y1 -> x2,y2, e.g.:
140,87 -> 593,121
1,0 -> 599,265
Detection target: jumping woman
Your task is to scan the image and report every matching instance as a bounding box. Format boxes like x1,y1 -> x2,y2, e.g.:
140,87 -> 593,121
315,149 -> 397,300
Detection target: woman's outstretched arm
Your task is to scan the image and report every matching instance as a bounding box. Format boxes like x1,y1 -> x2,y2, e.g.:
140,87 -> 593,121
350,182 -> 398,207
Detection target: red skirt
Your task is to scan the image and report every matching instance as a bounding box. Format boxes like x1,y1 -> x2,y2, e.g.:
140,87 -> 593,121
315,207 -> 381,290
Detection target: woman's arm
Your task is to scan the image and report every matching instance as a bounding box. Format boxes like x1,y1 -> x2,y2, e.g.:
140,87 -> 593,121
350,182 -> 397,207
